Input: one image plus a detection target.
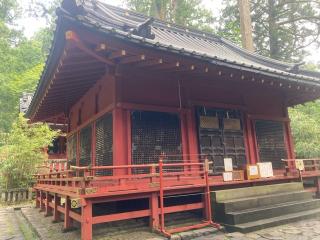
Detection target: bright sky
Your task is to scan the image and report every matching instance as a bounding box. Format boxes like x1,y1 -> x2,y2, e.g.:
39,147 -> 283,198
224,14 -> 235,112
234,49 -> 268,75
17,0 -> 319,63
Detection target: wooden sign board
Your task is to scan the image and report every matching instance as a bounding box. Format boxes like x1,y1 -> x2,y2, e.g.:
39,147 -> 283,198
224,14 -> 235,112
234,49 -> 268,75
223,170 -> 245,182
223,118 -> 241,130
232,170 -> 245,181
246,164 -> 260,180
257,162 -> 274,178
200,116 -> 219,129
295,160 -> 305,171
223,172 -> 233,182
224,158 -> 233,172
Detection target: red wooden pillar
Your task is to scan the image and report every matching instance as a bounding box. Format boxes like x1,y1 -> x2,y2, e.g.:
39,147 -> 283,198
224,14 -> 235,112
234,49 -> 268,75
284,121 -> 295,159
284,107 -> 295,171
63,196 -> 73,231
53,193 -> 61,222
113,107 -> 128,175
186,109 -> 199,163
244,114 -> 257,164
45,191 -> 52,216
149,192 -> 159,230
81,200 -> 93,240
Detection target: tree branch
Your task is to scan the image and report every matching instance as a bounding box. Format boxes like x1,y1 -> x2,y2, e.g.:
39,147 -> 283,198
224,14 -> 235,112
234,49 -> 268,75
278,16 -> 320,25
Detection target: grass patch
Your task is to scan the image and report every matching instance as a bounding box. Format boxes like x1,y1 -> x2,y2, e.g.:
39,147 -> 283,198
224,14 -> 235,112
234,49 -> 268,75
15,210 -> 39,240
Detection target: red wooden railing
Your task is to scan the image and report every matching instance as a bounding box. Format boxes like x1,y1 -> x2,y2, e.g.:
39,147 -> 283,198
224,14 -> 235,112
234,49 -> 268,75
282,158 -> 320,196
34,156 -> 221,237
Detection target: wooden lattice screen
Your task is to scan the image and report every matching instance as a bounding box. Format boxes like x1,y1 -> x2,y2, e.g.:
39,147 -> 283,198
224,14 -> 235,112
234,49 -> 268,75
131,111 -> 182,174
80,125 -> 92,166
255,120 -> 287,168
95,113 -> 113,176
67,134 -> 77,167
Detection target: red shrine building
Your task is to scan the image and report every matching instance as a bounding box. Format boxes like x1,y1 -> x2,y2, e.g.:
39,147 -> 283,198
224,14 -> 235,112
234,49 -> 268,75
26,0 -> 320,239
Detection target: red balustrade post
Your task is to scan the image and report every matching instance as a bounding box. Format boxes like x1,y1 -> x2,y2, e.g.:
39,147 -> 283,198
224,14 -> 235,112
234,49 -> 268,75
159,158 -> 165,232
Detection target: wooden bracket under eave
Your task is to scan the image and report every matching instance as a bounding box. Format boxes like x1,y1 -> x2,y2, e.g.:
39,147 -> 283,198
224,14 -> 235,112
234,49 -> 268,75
65,30 -> 115,66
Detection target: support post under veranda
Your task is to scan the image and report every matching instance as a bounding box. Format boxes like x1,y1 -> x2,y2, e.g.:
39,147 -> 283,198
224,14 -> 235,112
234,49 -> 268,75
53,193 -> 61,222
45,191 -> 52,216
81,199 -> 93,240
63,196 -> 73,232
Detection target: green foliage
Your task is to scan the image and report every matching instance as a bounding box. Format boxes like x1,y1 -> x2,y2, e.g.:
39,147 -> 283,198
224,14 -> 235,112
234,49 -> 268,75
0,0 -> 54,133
289,101 -> 320,158
0,114 -> 59,189
125,0 -> 214,31
0,0 -> 19,23
218,0 -> 320,61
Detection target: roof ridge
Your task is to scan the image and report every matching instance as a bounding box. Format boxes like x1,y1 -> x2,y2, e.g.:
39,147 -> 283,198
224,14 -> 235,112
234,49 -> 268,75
82,0 -> 223,42
80,0 -> 298,69
220,38 -> 294,69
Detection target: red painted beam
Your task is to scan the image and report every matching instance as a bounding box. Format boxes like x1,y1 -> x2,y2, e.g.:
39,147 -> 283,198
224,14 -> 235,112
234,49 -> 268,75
70,210 -> 82,222
93,209 -> 150,224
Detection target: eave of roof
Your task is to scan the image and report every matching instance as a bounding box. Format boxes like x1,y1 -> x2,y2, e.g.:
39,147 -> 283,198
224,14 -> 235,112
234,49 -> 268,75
26,0 -> 320,120
65,12 -> 320,85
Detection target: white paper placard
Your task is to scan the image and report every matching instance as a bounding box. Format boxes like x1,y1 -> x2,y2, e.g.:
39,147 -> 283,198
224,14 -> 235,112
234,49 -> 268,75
224,158 -> 233,172
223,172 -> 233,182
295,160 -> 305,171
257,162 -> 274,178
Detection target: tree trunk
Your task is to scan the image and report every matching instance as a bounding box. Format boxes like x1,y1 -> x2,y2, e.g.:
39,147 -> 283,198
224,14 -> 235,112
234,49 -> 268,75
238,0 -> 255,52
268,0 -> 279,59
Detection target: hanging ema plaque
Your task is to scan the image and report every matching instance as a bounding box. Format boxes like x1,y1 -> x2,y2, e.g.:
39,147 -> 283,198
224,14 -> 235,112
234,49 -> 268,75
199,116 -> 219,129
223,118 -> 241,130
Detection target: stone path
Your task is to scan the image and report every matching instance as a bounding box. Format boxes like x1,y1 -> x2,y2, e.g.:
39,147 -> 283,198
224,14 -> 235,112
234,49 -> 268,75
194,218 -> 320,240
1,205 -> 320,240
0,208 -> 24,240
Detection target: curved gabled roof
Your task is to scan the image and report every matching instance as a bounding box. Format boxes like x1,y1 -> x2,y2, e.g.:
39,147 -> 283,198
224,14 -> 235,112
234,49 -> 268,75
26,0 -> 320,120
64,0 -> 319,80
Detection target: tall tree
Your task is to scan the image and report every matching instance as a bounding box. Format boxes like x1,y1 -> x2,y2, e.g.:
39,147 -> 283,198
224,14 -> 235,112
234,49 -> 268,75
218,0 -> 320,61
124,0 -> 214,32
0,114 -> 59,189
0,0 -> 46,132
238,0 -> 254,51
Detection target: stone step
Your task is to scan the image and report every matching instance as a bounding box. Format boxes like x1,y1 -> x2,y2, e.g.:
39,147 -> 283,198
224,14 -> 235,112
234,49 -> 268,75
215,190 -> 313,213
169,227 -> 222,240
224,198 -> 320,225
224,208 -> 320,233
211,182 -> 303,202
